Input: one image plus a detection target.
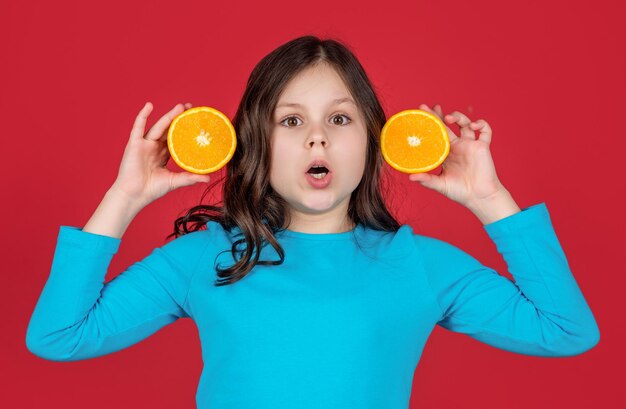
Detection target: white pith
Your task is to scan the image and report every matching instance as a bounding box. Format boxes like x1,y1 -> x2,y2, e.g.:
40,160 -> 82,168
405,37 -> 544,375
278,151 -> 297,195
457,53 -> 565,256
407,135 -> 421,147
196,129 -> 213,146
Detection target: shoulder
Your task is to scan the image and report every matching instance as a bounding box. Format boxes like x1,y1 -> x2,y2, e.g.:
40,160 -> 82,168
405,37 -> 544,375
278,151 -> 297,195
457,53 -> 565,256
360,223 -> 475,258
149,224 -> 222,276
407,227 -> 483,270
160,226 -> 213,254
357,223 -> 428,262
412,231 -> 458,254
374,223 -> 454,254
161,219 -> 234,249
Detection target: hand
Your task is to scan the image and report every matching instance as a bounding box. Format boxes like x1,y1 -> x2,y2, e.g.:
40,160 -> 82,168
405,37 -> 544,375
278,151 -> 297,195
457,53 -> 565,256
408,104 -> 508,210
111,102 -> 211,209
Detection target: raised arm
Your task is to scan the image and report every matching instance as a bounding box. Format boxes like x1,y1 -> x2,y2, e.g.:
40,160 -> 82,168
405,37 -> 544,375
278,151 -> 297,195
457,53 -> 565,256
418,202 -> 600,357
26,102 -> 213,361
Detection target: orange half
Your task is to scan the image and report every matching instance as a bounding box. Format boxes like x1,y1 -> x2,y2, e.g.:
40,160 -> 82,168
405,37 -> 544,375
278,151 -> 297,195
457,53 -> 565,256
381,109 -> 450,173
167,106 -> 237,174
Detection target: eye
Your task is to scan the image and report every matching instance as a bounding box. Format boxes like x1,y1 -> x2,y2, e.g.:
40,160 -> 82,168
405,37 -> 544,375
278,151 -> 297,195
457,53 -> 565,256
279,114 -> 352,128
280,116 -> 303,127
331,114 -> 352,126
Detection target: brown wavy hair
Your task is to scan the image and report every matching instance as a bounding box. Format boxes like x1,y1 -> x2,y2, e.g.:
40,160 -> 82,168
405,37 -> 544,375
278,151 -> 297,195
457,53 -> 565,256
166,35 -> 401,286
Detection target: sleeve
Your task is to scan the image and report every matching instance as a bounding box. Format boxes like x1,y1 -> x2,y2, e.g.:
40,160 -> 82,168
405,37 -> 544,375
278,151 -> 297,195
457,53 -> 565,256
25,225 -> 211,362
418,202 -> 600,357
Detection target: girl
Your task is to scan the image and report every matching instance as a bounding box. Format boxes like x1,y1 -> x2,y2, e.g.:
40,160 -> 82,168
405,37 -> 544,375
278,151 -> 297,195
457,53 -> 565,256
26,36 -> 600,409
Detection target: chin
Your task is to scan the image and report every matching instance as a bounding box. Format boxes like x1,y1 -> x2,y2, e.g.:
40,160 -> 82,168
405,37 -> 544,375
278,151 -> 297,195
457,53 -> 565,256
299,193 -> 337,211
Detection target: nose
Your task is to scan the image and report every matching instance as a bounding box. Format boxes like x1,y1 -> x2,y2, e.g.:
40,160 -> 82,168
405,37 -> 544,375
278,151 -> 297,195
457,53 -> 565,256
305,123 -> 329,148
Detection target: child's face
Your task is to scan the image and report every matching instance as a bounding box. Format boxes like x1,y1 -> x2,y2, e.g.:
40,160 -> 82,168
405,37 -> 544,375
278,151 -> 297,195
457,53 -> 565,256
269,63 -> 368,226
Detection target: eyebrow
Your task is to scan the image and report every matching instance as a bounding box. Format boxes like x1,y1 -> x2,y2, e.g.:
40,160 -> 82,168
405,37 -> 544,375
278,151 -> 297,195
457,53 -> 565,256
276,97 -> 356,109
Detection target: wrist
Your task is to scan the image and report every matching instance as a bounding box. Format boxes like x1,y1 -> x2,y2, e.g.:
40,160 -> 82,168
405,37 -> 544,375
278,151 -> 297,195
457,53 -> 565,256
467,187 -> 521,225
107,185 -> 147,214
82,188 -> 144,239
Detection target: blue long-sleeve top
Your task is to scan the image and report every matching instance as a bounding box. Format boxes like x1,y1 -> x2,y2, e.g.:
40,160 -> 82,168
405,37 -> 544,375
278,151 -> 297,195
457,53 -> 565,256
26,202 -> 600,408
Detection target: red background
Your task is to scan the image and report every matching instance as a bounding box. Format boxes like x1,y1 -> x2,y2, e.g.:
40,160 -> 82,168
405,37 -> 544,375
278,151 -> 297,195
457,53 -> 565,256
3,0 -> 623,407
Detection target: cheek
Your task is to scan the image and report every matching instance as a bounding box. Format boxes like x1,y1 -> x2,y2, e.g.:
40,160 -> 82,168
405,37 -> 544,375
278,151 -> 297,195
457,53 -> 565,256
269,136 -> 297,188
340,133 -> 368,176
271,138 -> 292,169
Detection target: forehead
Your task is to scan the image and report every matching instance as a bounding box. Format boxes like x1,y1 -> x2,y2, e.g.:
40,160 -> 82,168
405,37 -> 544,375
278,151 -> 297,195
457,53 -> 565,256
276,97 -> 356,109
275,64 -> 356,109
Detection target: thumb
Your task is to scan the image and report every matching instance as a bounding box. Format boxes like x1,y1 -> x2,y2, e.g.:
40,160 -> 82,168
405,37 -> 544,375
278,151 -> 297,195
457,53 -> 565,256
409,172 -> 444,193
171,172 -> 211,190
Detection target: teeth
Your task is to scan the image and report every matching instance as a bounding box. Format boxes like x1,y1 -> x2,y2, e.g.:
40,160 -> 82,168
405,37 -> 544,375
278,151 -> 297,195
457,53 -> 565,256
311,172 -> 328,179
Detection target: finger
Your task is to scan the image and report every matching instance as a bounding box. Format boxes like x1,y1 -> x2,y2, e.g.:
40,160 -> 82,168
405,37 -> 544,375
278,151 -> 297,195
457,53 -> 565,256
445,111 -> 475,139
433,104 -> 444,120
170,171 -> 211,191
433,105 -> 454,141
157,146 -> 171,167
420,104 -> 458,142
419,104 -> 440,119
145,103 -> 186,141
158,102 -> 193,142
130,102 -> 153,141
420,103 -> 444,121
408,169 -> 446,193
470,119 -> 493,144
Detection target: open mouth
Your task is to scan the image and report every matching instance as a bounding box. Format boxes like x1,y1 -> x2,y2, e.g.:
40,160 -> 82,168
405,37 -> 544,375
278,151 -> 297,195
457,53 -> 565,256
307,165 -> 329,179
